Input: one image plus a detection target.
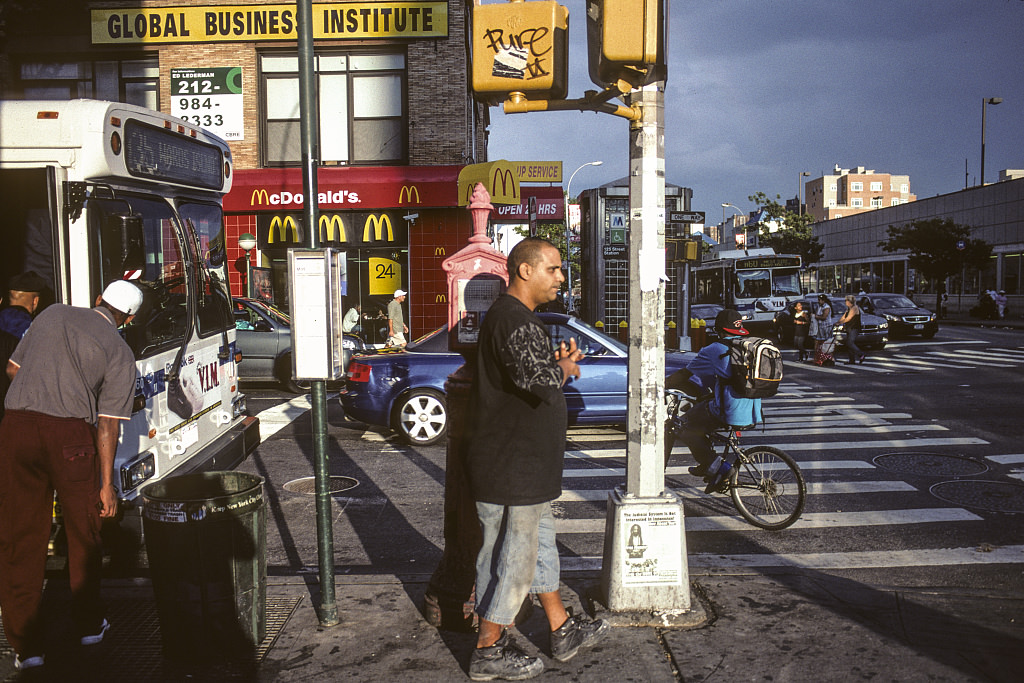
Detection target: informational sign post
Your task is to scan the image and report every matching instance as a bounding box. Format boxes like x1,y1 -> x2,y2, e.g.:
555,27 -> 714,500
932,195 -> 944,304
287,248 -> 346,381
170,67 -> 244,140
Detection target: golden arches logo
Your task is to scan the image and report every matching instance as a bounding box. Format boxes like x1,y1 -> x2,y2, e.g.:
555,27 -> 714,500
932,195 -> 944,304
268,215 -> 299,244
398,185 -> 421,204
363,214 -> 394,242
434,246 -> 446,256
435,294 -> 447,303
250,188 -> 269,205
491,168 -> 518,200
318,214 -> 346,242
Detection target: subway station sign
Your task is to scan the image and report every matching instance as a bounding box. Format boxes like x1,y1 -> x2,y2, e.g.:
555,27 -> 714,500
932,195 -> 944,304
92,3 -> 449,44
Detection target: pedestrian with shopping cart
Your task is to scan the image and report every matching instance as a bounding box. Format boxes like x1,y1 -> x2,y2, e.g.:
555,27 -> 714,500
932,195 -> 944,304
812,294 -> 834,365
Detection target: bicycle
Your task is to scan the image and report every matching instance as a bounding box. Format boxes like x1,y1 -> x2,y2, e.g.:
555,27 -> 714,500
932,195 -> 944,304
664,388 -> 807,531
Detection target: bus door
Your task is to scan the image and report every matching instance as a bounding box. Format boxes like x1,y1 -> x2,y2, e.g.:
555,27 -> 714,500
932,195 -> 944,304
0,166 -> 65,307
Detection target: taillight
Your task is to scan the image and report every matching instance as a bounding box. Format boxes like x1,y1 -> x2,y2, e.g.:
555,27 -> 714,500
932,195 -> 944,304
348,361 -> 372,382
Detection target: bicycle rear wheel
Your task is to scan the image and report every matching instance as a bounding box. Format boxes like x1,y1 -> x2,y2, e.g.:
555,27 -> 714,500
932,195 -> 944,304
729,446 -> 806,530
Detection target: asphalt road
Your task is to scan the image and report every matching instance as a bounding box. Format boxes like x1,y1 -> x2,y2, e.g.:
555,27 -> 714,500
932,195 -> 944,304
232,324 -> 1024,592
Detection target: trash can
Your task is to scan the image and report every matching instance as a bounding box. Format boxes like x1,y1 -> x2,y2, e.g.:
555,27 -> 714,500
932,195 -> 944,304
142,471 -> 266,661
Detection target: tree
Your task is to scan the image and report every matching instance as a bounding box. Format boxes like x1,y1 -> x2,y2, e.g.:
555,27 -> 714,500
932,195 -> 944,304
747,192 -> 824,266
878,218 -> 992,316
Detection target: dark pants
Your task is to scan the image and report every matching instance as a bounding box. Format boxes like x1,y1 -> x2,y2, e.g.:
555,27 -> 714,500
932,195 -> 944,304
846,327 -> 863,362
668,400 -> 723,471
793,328 -> 808,359
0,410 -> 105,658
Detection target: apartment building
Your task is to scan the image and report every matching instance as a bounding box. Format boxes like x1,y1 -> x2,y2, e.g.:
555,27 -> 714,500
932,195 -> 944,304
805,165 -> 916,222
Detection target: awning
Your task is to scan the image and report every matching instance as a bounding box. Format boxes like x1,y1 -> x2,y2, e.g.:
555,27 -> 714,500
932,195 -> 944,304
224,165 -> 463,212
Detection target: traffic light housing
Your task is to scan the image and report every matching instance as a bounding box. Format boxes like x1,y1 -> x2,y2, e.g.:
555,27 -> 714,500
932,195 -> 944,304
586,0 -> 667,89
471,0 -> 570,104
666,239 -> 699,263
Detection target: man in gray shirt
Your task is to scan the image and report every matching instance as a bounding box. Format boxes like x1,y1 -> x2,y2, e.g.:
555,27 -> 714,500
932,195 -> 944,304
0,280 -> 142,670
387,289 -> 408,347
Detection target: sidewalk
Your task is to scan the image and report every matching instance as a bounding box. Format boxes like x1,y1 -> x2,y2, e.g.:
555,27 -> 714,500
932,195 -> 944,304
938,310 -> 1024,329
4,569 -> 1021,681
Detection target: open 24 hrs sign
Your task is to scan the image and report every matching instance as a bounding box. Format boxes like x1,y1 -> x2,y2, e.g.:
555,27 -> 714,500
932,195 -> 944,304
170,67 -> 244,141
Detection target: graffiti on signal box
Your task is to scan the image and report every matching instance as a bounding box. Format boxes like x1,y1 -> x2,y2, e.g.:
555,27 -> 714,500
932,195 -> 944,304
482,25 -> 551,81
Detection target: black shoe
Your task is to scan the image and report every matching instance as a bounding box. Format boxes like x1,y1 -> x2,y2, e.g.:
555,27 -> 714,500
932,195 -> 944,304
858,355 -> 866,364
687,465 -> 709,478
550,610 -> 610,663
469,630 -> 544,681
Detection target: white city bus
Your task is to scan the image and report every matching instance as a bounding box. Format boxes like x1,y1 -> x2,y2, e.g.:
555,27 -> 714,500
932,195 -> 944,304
0,100 -> 260,522
692,248 -> 803,331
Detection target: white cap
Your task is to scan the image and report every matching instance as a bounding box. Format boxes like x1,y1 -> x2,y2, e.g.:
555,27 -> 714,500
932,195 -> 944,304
102,280 -> 144,315
394,289 -> 407,298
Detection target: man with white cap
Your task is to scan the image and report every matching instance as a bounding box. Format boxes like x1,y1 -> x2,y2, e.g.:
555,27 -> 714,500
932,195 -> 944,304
0,279 -> 143,670
387,288 -> 408,348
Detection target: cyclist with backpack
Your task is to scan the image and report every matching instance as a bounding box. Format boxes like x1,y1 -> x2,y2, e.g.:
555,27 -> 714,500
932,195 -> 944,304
668,309 -> 772,484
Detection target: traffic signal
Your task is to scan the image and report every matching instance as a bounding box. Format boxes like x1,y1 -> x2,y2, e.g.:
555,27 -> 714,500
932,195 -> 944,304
471,0 -> 569,104
666,239 -> 699,263
586,0 -> 667,89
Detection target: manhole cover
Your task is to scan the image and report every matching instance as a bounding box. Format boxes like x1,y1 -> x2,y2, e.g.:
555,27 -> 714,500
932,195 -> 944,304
872,452 -> 988,477
930,480 -> 1024,513
283,476 -> 359,495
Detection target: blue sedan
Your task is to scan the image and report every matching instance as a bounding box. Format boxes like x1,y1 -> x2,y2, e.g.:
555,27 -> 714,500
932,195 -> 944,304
340,313 -> 695,446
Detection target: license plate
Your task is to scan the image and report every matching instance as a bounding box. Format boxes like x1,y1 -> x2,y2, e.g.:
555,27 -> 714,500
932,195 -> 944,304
913,324 -> 924,330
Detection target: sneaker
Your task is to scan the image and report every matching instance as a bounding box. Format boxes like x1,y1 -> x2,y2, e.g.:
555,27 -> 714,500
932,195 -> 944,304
14,655 -> 44,670
469,630 -> 544,681
80,619 -> 110,646
550,610 -> 610,663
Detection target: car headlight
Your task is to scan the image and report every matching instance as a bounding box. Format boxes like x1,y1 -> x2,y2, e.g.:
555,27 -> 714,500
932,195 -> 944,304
879,322 -> 888,329
883,313 -> 899,321
929,314 -> 937,321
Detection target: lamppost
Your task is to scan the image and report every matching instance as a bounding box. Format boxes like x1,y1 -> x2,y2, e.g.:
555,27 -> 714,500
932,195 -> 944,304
981,97 -> 1002,186
798,171 -> 810,216
565,160 -> 602,312
238,232 -> 257,298
721,202 -> 744,246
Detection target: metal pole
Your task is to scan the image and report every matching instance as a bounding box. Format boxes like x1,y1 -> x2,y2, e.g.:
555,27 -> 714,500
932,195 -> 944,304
296,0 -> 338,628
245,252 -> 253,298
981,98 -> 987,187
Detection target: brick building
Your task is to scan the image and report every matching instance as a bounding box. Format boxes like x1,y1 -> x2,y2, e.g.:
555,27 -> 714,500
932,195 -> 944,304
805,165 -> 916,222
0,0 -> 504,341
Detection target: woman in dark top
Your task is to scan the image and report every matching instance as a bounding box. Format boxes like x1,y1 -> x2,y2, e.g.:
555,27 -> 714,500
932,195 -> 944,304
838,294 -> 866,364
792,301 -> 810,362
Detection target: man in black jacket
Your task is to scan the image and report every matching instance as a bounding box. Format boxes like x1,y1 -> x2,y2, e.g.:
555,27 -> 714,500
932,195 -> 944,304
465,238 -> 608,681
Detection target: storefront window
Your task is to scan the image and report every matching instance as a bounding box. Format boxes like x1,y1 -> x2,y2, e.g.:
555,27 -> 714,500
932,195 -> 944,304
261,51 -> 407,166
1004,254 -> 1021,294
18,57 -> 158,109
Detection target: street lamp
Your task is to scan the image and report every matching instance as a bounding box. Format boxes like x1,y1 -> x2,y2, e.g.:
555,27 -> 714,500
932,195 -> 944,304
798,171 -> 810,216
981,97 -> 1002,186
721,202 -> 744,246
238,232 -> 257,298
564,160 -> 603,312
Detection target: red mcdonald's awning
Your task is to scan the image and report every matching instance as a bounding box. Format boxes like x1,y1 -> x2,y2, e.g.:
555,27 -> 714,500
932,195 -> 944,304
224,165 -> 464,212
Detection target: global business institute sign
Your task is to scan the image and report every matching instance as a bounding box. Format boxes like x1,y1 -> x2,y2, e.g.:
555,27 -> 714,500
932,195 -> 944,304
91,2 -> 449,44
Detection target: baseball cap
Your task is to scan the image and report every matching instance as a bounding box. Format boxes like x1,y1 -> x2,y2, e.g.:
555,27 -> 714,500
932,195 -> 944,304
714,309 -> 749,336
102,280 -> 144,315
8,271 -> 48,293
394,289 -> 407,297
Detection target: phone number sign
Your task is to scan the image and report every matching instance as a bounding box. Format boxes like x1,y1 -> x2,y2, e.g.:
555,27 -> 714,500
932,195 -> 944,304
170,67 -> 243,141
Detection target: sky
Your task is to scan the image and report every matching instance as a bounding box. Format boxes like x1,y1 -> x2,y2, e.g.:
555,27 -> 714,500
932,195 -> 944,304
486,0 -> 1024,226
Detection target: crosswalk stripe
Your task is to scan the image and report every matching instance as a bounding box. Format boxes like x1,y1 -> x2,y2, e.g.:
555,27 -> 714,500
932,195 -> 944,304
563,460 -> 875,475
556,480 -> 915,502
921,351 -> 1005,367
867,357 -> 974,370
560,545 -> 1024,572
987,454 -> 1024,464
951,349 -> 1024,362
554,508 -> 982,534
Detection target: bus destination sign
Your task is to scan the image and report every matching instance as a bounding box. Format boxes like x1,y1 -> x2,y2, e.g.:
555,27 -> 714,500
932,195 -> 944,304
735,256 -> 801,269
124,119 -> 224,191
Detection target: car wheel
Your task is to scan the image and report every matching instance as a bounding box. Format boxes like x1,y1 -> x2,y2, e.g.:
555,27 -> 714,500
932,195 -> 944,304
276,353 -> 309,394
393,389 -> 447,446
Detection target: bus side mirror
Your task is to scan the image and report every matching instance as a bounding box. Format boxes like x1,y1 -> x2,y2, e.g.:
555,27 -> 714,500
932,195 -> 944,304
102,213 -> 145,278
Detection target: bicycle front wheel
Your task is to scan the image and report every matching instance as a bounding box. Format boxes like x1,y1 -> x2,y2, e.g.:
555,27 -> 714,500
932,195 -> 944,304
729,446 -> 806,530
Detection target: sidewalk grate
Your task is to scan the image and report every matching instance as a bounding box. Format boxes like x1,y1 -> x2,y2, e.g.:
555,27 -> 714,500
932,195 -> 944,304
872,452 -> 988,477
2,594 -> 301,681
283,475 -> 359,495
929,480 -> 1024,514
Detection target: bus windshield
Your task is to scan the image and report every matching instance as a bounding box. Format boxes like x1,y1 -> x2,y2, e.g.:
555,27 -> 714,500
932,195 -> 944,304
735,269 -> 771,298
772,268 -> 802,297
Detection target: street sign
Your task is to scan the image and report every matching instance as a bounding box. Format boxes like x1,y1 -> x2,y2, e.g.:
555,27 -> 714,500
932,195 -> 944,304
669,211 -> 704,224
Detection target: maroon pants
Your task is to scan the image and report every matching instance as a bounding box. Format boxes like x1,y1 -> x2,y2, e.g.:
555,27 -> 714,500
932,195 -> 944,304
0,410 -> 105,658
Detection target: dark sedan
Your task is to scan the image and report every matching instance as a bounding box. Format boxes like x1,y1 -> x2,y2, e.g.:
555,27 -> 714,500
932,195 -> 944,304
859,294 -> 938,338
774,295 -> 889,350
234,298 -> 365,393
341,313 -> 695,446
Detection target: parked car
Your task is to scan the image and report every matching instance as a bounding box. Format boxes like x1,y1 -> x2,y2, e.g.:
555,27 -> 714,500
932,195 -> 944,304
341,313 -> 696,446
773,295 -> 889,350
233,297 -> 365,393
858,293 -> 938,338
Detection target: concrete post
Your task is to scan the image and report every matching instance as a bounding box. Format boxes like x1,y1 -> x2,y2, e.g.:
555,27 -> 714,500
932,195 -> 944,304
600,81 -> 692,616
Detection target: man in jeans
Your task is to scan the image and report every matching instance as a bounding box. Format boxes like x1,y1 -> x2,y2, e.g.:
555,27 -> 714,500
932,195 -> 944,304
466,238 -> 609,681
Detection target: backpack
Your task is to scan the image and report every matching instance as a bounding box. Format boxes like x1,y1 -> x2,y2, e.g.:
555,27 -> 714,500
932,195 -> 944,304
719,336 -> 783,398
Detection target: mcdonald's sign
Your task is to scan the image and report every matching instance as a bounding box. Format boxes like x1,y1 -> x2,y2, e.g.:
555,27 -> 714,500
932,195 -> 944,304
435,294 -> 447,303
434,246 -> 446,256
251,188 -> 270,205
267,215 -> 301,244
363,214 -> 395,242
491,166 -> 518,203
318,214 -> 347,243
398,185 -> 421,204
458,160 -> 520,206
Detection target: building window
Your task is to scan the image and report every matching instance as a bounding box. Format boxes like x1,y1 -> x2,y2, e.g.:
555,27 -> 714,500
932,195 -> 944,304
870,182 -> 883,192
17,57 -> 158,109
871,197 -> 883,208
850,182 -> 863,192
851,198 -> 863,207
261,51 -> 407,166
891,198 -> 900,206
828,199 -> 836,207
900,184 -> 909,193
830,184 -> 837,192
